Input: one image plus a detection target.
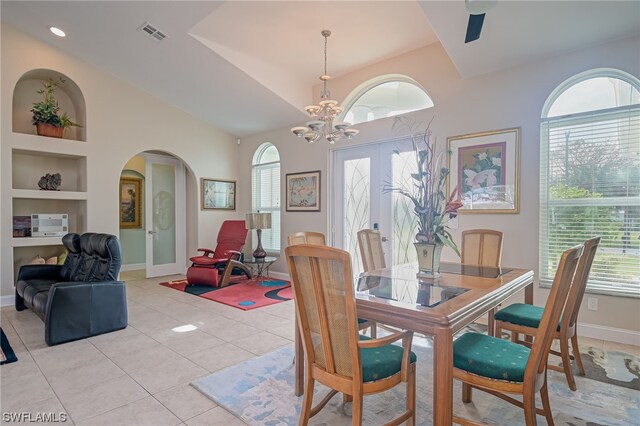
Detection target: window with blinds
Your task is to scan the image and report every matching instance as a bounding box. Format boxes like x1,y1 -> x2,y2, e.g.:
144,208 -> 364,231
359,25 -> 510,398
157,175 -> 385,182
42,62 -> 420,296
540,72 -> 640,296
252,144 -> 281,252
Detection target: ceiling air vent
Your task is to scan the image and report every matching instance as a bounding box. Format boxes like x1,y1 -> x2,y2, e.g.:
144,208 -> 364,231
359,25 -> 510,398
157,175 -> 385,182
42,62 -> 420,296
138,22 -> 167,42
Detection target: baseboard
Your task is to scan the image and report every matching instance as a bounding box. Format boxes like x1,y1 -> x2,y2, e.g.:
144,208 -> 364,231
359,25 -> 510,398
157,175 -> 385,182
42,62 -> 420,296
579,322 -> 640,346
267,271 -> 290,281
120,263 -> 146,272
1,294 -> 15,307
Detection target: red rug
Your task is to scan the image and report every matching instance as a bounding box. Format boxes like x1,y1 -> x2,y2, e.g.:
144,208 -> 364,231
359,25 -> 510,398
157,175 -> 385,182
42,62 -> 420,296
160,279 -> 292,311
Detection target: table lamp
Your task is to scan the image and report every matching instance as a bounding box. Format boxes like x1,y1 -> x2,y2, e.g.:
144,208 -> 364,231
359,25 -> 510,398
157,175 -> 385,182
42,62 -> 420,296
245,212 -> 272,259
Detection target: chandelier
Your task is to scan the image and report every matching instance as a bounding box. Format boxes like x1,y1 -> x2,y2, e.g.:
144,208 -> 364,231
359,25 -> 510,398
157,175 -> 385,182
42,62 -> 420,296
291,30 -> 359,144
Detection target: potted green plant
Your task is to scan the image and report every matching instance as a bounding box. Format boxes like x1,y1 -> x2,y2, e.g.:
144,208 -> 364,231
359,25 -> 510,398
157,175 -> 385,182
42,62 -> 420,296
384,116 -> 462,277
30,77 -> 79,138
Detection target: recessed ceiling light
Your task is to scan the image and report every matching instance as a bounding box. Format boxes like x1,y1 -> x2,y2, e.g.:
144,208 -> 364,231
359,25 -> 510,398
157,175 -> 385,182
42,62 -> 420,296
50,27 -> 66,37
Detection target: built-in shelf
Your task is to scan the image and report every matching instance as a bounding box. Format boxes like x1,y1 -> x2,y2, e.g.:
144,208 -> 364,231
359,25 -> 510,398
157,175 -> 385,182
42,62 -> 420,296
11,189 -> 88,200
6,68 -> 89,286
12,237 -> 64,248
11,133 -> 88,157
12,69 -> 87,141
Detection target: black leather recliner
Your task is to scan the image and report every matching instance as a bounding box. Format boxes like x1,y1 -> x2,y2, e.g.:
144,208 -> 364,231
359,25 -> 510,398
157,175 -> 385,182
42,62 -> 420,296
15,233 -> 128,346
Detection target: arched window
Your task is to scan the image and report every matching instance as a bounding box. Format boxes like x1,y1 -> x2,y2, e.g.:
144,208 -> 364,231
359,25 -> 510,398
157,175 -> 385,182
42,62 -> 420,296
540,69 -> 640,296
252,143 -> 281,252
342,75 -> 433,125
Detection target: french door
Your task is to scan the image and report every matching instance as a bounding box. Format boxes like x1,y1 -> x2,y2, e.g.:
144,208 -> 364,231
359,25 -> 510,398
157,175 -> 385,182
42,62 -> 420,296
331,138 -> 419,276
145,154 -> 186,277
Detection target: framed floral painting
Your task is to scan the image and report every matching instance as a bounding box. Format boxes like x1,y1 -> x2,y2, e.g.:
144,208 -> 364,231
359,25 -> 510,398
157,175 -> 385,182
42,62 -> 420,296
447,128 -> 520,214
286,170 -> 321,212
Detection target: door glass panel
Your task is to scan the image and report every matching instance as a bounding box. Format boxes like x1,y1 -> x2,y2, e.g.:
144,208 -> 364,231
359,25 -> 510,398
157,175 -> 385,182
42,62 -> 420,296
344,158 -> 370,276
392,151 -> 418,265
152,163 -> 176,265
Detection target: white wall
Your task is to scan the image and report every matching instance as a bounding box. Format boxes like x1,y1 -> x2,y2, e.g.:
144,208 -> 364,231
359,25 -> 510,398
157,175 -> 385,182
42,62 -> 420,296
239,35 -> 640,333
1,24 -> 243,296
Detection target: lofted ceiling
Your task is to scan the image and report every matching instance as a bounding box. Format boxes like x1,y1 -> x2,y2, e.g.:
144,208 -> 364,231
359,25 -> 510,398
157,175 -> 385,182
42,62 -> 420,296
2,1 -> 639,138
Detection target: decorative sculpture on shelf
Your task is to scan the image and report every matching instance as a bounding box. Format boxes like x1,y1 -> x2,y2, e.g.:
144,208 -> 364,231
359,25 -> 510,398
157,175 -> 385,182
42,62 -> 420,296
38,173 -> 62,191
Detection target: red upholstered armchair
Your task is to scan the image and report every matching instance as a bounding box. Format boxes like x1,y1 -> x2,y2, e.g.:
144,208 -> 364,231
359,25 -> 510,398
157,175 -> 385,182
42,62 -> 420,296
186,220 -> 252,287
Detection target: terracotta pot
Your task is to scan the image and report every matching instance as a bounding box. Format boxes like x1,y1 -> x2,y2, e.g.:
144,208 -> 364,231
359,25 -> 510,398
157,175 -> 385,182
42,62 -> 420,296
35,123 -> 64,138
415,242 -> 443,277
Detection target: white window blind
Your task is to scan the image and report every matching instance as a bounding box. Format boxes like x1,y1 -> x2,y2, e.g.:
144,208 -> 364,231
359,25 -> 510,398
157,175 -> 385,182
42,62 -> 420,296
540,105 -> 640,296
252,145 -> 281,253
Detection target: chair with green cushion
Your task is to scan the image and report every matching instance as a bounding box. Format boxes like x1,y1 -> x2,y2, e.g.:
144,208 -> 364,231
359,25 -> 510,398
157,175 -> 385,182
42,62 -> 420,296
453,244 -> 583,426
285,244 -> 416,426
495,237 -> 600,391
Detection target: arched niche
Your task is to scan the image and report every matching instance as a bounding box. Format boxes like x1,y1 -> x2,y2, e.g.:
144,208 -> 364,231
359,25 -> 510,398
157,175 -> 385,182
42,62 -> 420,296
12,69 -> 87,141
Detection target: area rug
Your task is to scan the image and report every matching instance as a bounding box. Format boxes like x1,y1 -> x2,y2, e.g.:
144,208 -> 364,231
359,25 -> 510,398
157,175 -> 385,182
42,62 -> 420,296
565,346 -> 640,391
160,279 -> 292,311
192,343 -> 639,425
0,328 -> 18,365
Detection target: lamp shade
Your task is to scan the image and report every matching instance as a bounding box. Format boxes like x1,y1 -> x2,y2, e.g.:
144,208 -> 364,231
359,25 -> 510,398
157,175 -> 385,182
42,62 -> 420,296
245,212 -> 271,230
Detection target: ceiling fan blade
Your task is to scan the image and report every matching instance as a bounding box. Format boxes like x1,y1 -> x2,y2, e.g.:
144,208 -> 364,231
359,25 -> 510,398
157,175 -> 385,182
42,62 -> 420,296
465,13 -> 486,43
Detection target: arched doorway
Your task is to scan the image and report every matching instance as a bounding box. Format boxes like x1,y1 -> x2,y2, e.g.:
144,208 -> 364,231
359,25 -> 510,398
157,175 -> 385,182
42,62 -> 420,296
119,151 -> 197,278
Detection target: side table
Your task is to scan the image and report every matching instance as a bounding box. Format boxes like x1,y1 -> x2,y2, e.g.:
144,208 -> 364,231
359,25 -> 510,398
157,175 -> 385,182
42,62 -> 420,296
243,256 -> 278,280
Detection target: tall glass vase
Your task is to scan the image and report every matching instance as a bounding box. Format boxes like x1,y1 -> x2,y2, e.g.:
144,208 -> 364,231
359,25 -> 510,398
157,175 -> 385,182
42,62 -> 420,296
415,242 -> 443,277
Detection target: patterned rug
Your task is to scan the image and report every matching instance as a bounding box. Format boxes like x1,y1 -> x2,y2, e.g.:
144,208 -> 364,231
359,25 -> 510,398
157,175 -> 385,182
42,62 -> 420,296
192,342 -> 639,425
571,346 -> 640,391
160,279 -> 292,311
0,328 -> 18,365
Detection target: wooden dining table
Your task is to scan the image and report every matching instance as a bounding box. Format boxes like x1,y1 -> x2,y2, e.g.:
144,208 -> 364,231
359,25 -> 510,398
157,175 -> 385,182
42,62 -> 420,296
294,261 -> 534,426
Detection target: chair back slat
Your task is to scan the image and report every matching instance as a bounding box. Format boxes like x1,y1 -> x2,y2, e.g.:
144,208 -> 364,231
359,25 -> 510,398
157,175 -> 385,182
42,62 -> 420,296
288,232 -> 326,246
357,229 -> 386,272
564,237 -> 601,330
527,244 -> 583,375
286,245 -> 360,379
461,229 -> 503,267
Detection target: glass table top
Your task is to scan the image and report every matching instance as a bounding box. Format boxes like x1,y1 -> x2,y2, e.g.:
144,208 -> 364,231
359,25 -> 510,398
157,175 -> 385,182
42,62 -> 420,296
244,256 -> 278,264
356,262 -> 513,308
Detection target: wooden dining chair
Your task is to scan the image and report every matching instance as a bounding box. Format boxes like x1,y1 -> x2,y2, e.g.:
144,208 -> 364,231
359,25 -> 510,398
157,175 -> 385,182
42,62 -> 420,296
495,237 -> 600,391
459,229 -> 504,335
288,231 -> 376,337
288,231 -> 327,246
461,229 -> 504,267
357,229 -> 386,272
452,244 -> 583,426
285,244 -> 417,426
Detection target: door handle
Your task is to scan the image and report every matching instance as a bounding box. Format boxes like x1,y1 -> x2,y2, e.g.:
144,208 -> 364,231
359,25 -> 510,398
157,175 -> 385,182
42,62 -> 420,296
381,236 -> 388,242
148,230 -> 156,235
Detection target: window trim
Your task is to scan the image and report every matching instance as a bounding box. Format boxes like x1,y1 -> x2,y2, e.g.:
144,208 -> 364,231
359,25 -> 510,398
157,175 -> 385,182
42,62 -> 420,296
339,74 -> 434,125
539,69 -> 640,298
542,68 -> 640,118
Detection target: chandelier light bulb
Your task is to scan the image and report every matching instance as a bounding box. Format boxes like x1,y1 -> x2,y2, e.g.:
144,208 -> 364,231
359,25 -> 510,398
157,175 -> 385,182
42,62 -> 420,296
290,29 -> 358,144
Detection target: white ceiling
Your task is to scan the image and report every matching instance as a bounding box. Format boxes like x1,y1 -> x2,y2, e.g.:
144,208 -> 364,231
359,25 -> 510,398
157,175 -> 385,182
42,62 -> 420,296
2,1 -> 639,138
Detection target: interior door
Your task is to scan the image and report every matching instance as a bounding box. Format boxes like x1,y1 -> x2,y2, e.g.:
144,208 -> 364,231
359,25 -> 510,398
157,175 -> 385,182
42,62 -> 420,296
331,138 -> 417,276
145,154 -> 186,277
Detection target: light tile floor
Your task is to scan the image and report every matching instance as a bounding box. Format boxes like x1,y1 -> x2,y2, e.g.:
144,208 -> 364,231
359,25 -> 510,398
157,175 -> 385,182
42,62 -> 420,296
1,270 -> 638,425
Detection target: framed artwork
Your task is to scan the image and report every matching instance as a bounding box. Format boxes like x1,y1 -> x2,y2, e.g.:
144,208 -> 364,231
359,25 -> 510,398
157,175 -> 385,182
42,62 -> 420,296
447,127 -> 520,214
119,177 -> 143,228
286,170 -> 321,212
201,178 -> 236,210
